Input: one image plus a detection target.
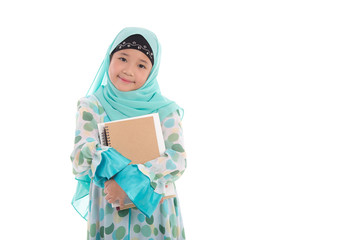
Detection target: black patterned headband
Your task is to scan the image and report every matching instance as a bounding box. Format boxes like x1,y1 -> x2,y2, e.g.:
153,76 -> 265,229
110,34 -> 154,65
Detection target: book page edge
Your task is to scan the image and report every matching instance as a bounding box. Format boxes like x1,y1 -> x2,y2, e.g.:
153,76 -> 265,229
153,113 -> 166,154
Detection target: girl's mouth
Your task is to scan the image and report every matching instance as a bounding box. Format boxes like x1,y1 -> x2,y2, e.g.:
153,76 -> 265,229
118,76 -> 134,83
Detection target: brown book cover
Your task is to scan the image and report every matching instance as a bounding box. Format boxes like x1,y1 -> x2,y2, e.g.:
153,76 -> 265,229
98,113 -> 165,164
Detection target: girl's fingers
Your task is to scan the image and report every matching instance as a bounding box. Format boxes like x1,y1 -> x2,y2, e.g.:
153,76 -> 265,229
105,181 -> 110,188
105,193 -> 117,204
105,179 -> 113,187
105,194 -> 111,201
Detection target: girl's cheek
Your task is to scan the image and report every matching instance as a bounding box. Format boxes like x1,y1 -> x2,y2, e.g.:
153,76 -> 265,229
137,79 -> 146,88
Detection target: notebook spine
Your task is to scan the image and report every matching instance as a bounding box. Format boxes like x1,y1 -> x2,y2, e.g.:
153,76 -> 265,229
104,126 -> 111,147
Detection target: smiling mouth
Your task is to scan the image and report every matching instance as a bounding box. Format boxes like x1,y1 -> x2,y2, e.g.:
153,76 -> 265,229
118,76 -> 135,83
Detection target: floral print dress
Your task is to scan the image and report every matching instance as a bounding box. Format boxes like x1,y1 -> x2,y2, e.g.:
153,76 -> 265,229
71,95 -> 186,240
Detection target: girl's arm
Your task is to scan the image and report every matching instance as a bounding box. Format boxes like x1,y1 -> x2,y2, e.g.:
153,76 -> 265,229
111,110 -> 187,217
70,97 -> 130,183
137,110 -> 186,194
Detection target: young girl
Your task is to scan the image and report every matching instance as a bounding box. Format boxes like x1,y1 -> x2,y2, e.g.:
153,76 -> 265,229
70,27 -> 186,240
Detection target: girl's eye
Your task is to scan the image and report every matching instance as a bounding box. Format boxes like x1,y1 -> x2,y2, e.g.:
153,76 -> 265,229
138,64 -> 146,69
119,57 -> 127,62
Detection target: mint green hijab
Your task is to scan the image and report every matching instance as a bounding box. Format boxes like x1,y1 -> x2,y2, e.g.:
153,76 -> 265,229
88,27 -> 183,122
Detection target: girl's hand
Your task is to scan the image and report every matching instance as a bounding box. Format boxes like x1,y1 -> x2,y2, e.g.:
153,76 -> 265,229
104,179 -> 127,206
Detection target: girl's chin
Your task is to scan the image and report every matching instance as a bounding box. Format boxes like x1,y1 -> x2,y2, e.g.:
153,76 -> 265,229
114,83 -> 137,92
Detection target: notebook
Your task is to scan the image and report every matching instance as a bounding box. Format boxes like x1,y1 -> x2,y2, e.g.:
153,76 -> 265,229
98,113 -> 175,209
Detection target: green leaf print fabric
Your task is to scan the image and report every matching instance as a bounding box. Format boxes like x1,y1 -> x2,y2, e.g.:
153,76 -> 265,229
71,95 -> 186,239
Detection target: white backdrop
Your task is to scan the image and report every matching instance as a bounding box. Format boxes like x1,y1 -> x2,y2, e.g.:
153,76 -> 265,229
0,0 -> 358,239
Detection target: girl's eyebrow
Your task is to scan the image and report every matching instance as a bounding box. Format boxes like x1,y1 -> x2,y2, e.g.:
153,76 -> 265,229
119,52 -> 129,56
139,59 -> 149,65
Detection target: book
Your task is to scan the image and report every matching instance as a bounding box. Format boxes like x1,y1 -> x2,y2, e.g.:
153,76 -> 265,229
98,113 -> 176,209
98,113 -> 165,164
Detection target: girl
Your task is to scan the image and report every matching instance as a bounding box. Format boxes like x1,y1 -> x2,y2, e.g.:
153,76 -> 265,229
70,27 -> 186,240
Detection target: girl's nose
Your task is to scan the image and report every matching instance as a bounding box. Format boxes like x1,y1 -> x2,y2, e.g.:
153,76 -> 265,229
122,68 -> 134,77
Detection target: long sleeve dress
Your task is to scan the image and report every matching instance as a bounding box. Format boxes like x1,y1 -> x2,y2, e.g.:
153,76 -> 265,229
70,95 -> 186,240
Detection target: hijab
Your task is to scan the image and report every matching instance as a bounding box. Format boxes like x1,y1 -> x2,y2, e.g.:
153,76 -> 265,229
89,27 -> 183,122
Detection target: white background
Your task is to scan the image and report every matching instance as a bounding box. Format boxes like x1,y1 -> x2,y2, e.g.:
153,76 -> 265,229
0,0 -> 358,239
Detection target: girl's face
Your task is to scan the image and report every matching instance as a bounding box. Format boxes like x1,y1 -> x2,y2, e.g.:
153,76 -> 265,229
108,49 -> 153,92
